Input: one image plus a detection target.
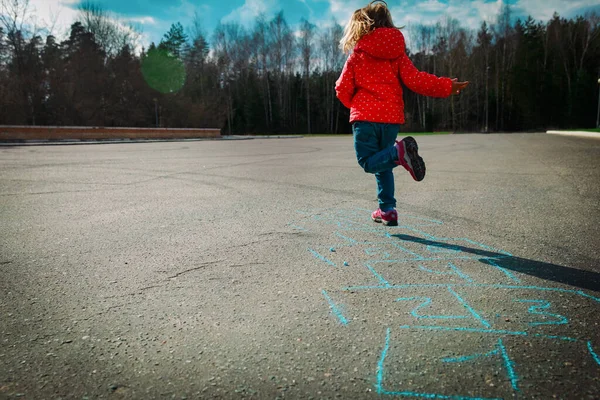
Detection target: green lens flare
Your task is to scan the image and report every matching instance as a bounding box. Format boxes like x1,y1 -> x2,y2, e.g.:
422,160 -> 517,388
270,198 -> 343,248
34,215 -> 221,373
141,48 -> 186,94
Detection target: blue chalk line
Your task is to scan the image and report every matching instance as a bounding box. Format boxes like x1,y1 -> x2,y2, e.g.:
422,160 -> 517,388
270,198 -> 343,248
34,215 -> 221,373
321,290 -> 348,325
376,328 -> 503,399
588,341 -> 600,366
514,299 -> 568,326
379,391 -> 502,399
396,296 -> 468,320
308,248 -> 336,267
497,339 -> 519,391
418,263 -> 474,283
376,327 -> 391,394
366,263 -> 391,287
447,287 -> 491,328
289,224 -> 308,231
440,339 -> 519,391
398,325 -> 578,342
335,232 -> 359,245
481,258 -> 521,283
340,283 -> 600,303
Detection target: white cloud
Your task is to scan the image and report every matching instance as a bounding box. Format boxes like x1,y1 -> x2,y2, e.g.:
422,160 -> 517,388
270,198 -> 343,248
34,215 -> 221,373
125,16 -> 157,26
471,0 -> 504,24
391,0 -> 600,31
6,0 -> 156,55
21,0 -> 156,45
389,0 -> 503,31
416,0 -> 448,13
26,0 -> 82,37
309,0 -> 362,35
327,0 -> 363,25
515,0 -> 599,21
221,0 -> 279,26
318,0 -> 585,38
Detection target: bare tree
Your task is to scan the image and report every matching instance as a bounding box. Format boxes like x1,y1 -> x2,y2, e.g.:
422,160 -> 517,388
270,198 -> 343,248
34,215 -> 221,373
299,18 -> 315,134
0,26 -> 7,67
269,12 -> 295,128
477,21 -> 492,132
575,12 -> 600,71
0,0 -> 42,124
319,19 -> 344,133
78,1 -> 140,58
252,14 -> 273,129
0,0 -> 30,64
433,16 -> 464,131
407,23 -> 437,130
184,12 -> 210,99
492,2 -> 513,130
213,22 -> 251,134
0,0 -> 29,36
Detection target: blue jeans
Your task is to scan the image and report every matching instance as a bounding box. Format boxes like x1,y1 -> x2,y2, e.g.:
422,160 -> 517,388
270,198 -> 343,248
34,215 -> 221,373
353,122 -> 400,212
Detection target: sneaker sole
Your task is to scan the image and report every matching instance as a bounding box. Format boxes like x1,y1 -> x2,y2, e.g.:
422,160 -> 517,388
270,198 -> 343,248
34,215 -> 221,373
402,137 -> 426,182
372,217 -> 398,226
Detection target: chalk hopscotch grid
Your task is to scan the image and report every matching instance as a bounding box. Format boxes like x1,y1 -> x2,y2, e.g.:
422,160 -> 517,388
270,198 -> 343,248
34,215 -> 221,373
377,327 -> 511,399
292,208 -> 600,398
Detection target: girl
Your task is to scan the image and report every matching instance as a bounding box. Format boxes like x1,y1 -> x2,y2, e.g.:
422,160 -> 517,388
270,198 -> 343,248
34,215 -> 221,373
336,0 -> 468,226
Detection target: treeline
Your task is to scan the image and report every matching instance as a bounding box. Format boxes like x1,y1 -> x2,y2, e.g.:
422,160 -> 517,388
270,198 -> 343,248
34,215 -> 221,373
0,1 -> 599,133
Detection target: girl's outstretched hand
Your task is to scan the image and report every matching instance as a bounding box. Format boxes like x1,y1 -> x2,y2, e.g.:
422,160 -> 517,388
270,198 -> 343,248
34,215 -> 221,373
451,78 -> 469,95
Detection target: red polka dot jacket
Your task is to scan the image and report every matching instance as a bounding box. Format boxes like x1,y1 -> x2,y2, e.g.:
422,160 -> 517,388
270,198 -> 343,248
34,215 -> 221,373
335,28 -> 453,124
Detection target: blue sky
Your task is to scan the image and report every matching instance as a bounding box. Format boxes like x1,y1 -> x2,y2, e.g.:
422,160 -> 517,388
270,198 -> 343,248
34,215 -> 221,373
27,0 -> 600,48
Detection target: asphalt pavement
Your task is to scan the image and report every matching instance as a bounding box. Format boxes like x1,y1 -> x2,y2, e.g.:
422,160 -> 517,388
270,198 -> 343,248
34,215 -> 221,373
1,133 -> 599,399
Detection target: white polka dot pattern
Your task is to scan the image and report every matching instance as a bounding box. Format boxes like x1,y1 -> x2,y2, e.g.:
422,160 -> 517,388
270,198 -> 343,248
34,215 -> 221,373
335,28 -> 452,124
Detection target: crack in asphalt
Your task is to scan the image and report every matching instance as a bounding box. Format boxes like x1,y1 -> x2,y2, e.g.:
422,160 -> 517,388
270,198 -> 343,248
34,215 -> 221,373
166,261 -> 222,279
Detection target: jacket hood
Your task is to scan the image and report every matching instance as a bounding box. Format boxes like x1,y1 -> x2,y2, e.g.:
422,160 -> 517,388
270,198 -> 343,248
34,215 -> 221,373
354,28 -> 405,60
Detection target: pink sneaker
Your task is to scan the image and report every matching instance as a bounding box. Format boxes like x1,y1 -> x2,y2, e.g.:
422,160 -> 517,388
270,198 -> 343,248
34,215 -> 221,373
395,136 -> 426,181
372,209 -> 398,226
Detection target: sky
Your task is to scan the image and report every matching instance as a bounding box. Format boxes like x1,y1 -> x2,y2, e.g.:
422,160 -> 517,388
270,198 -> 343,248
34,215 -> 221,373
23,0 -> 600,49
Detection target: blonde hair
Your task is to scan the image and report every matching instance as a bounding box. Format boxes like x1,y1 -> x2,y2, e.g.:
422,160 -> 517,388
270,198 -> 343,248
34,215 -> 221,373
340,1 -> 396,53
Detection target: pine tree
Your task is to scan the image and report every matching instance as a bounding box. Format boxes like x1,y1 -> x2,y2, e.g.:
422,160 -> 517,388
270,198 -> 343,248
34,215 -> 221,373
160,22 -> 188,59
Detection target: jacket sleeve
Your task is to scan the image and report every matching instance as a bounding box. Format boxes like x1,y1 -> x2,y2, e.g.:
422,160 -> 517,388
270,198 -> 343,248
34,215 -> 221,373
397,53 -> 452,98
335,55 -> 356,109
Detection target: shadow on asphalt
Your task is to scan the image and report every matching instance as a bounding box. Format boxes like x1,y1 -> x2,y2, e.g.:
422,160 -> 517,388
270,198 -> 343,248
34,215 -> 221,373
392,234 -> 600,293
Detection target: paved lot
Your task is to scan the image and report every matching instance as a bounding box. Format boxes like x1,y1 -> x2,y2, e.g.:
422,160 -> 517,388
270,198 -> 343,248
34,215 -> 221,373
1,133 -> 599,399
